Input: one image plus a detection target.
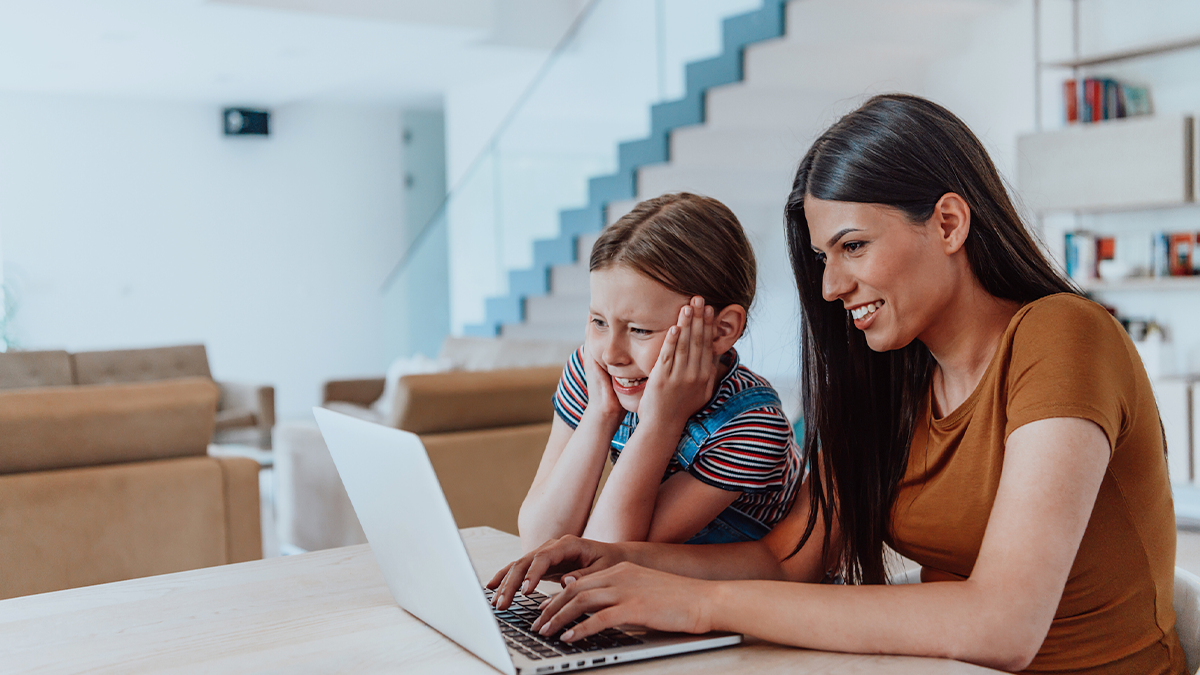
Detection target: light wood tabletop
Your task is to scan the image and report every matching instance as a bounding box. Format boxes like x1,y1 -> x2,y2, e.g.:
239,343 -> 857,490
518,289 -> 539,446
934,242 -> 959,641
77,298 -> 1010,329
0,527 -> 1000,674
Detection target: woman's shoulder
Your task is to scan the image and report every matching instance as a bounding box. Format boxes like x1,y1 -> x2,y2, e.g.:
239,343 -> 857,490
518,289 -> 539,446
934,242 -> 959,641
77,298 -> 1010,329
1014,293 -> 1118,332
1009,293 -> 1127,353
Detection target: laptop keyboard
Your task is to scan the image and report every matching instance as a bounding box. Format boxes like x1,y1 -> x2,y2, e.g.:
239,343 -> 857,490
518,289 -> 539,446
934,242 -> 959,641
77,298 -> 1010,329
483,588 -> 644,661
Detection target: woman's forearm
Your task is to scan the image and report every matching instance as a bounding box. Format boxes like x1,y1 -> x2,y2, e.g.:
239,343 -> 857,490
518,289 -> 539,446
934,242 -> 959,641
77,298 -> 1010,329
706,578 -> 1037,671
620,538 -> 787,581
518,413 -> 619,550
582,417 -> 685,542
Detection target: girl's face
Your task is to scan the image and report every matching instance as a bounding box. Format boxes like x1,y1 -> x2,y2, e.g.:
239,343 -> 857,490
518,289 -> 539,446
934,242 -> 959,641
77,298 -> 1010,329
588,264 -> 692,413
805,197 -> 959,353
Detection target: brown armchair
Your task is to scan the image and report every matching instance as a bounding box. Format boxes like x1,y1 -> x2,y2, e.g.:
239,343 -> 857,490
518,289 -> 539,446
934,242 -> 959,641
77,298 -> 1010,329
0,377 -> 261,600
71,344 -> 275,448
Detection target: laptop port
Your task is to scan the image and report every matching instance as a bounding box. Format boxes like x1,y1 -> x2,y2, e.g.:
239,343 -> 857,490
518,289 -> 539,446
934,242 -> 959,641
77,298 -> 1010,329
576,662 -> 585,667
536,667 -> 554,673
592,658 -> 605,665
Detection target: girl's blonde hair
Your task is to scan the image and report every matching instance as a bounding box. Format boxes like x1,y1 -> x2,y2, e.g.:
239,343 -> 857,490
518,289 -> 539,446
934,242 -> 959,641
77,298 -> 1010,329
588,192 -> 756,317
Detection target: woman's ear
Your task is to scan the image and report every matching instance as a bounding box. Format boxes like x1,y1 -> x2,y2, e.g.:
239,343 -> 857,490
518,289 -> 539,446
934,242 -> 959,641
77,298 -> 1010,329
712,304 -> 747,354
932,192 -> 971,255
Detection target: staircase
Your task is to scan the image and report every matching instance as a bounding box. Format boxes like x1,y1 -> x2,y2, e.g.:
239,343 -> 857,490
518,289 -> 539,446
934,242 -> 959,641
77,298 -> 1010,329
471,0 -> 996,384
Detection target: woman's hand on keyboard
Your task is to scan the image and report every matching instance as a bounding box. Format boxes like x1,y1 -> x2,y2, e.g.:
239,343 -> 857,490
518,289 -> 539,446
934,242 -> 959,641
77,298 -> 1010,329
530,562 -> 713,641
487,535 -> 627,610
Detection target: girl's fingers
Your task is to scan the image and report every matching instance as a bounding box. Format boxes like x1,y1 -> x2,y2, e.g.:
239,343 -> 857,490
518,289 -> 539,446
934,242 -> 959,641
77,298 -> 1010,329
674,305 -> 693,374
486,562 -> 513,590
657,321 -> 680,369
686,297 -> 707,374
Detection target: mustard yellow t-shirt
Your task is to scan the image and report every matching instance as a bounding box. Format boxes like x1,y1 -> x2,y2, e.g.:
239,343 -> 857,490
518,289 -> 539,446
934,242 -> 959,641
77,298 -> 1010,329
890,294 -> 1185,674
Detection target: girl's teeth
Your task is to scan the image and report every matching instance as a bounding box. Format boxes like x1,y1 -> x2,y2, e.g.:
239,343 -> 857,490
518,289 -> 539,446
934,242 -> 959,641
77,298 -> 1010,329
615,377 -> 645,387
851,301 -> 883,320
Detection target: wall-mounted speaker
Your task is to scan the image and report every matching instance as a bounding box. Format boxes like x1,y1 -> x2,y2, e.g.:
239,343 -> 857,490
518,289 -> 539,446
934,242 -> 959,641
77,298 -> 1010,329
224,108 -> 270,136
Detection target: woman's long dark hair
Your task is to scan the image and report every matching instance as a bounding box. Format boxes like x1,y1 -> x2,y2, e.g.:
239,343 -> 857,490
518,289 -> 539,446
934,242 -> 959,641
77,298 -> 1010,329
786,94 -> 1078,584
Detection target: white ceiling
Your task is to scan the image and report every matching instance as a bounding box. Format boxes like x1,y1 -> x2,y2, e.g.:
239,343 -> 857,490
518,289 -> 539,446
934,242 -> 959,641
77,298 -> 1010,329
0,0 -> 586,107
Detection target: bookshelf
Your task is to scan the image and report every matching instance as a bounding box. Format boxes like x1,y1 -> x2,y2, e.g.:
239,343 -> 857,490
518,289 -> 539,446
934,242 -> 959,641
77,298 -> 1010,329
1027,1 -> 1200,496
1024,0 -> 1200,290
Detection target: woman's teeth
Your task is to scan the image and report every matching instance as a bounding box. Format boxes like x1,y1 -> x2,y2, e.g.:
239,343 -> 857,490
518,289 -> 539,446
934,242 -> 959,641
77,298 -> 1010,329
850,301 -> 883,321
614,376 -> 646,388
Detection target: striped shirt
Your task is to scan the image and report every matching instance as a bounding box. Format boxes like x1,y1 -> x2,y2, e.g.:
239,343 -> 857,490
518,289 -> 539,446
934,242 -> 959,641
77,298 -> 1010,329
552,346 -> 802,528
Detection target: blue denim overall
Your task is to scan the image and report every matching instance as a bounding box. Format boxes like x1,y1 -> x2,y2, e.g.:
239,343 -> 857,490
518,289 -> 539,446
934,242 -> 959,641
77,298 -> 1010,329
609,386 -> 783,545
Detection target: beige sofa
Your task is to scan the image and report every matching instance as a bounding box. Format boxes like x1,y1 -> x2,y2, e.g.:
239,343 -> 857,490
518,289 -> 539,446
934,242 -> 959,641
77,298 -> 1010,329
0,377 -> 262,600
0,345 -> 275,448
275,337 -> 580,551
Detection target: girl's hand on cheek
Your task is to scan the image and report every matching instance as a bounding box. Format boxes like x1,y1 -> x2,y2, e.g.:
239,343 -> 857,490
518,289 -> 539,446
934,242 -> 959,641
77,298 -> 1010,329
638,297 -> 719,429
582,322 -> 626,423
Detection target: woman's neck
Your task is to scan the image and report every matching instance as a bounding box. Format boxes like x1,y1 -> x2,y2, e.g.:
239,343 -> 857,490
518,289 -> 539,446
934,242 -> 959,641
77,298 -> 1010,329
923,283 -> 1021,418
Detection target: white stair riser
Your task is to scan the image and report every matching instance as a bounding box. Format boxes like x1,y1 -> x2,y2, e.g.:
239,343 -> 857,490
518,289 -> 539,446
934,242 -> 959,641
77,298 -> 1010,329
668,127 -> 808,171
550,263 -> 589,295
704,84 -> 852,131
501,321 -> 585,343
525,293 -> 589,325
743,39 -> 934,91
781,0 -> 992,49
637,166 -> 794,205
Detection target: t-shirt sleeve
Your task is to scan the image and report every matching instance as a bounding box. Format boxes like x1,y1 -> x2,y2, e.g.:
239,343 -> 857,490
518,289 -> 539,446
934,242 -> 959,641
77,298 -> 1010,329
1004,295 -> 1137,453
552,346 -> 589,430
687,406 -> 795,493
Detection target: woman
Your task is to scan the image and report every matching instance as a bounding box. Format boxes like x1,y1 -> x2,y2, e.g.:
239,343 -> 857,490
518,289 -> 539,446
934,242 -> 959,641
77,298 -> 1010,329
489,94 -> 1184,674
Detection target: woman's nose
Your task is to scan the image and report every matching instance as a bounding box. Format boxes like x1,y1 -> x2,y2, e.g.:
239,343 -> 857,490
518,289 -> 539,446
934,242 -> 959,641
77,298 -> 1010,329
822,259 -> 853,303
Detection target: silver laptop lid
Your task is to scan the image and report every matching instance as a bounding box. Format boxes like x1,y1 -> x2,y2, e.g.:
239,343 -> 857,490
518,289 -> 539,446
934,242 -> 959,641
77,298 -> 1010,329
313,407 -> 515,675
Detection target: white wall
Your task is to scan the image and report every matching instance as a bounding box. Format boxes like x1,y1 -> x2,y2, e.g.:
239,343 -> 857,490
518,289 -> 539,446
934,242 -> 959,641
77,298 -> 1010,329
0,93 -> 406,419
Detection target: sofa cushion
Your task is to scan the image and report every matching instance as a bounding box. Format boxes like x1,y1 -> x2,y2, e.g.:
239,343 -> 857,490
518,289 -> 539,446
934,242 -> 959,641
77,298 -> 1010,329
72,344 -> 212,385
0,350 -> 74,390
0,378 -> 218,474
0,456 -> 247,599
390,366 -> 561,433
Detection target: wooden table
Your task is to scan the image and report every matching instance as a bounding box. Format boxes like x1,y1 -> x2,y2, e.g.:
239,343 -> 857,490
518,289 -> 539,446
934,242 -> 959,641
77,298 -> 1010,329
0,527 -> 999,674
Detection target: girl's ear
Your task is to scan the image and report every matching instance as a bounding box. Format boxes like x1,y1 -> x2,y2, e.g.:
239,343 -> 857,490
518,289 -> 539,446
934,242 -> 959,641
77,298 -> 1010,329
712,304 -> 747,354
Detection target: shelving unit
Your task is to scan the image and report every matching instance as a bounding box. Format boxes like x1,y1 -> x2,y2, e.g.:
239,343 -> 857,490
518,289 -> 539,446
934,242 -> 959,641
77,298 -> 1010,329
1078,275 -> 1200,293
1027,1 -> 1200,504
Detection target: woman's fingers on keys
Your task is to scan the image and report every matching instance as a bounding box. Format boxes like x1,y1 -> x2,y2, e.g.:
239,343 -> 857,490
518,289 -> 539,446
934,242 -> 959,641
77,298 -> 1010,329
537,585 -> 621,639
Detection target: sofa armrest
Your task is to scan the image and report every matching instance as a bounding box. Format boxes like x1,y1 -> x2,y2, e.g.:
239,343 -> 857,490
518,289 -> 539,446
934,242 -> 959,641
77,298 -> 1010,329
323,378 -> 386,407
214,456 -> 262,564
392,366 -> 561,433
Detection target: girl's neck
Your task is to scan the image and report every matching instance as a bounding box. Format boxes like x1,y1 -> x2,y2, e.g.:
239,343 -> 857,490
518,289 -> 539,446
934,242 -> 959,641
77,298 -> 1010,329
923,284 -> 1021,418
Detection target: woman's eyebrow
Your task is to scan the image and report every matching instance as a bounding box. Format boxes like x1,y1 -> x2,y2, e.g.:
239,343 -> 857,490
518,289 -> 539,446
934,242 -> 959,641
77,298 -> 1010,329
827,227 -> 862,248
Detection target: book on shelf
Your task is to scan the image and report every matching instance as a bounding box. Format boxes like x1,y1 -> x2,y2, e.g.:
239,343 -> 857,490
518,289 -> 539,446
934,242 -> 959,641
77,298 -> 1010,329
1065,230 -> 1199,283
1063,78 -> 1151,125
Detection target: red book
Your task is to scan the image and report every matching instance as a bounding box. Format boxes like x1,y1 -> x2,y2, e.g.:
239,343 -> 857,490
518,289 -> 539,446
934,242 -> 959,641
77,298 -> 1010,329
1063,80 -> 1078,123
1085,79 -> 1104,122
1097,236 -> 1116,261
1168,233 -> 1194,276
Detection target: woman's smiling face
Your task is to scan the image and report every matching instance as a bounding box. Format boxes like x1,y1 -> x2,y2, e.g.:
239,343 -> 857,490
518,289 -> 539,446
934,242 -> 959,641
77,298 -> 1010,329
805,197 -> 957,353
588,264 -> 692,412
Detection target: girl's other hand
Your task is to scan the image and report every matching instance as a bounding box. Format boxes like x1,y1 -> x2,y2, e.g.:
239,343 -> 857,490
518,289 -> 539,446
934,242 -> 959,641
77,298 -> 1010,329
582,321 -> 626,423
487,535 -> 628,610
638,296 -> 718,428
530,563 -> 714,641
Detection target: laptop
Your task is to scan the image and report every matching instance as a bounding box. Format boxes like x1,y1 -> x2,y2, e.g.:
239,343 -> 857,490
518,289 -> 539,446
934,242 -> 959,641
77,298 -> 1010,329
313,407 -> 742,675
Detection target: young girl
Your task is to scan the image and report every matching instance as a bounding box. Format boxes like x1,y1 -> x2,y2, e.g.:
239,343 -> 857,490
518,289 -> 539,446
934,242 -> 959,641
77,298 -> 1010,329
517,192 -> 803,552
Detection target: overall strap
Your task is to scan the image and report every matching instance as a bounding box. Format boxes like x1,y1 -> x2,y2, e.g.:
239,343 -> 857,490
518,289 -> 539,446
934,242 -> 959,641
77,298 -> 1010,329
675,386 -> 782,471
609,412 -> 638,452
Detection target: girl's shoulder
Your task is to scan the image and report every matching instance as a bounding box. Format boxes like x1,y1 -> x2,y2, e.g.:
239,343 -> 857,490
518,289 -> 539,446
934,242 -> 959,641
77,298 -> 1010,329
706,358 -> 786,418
